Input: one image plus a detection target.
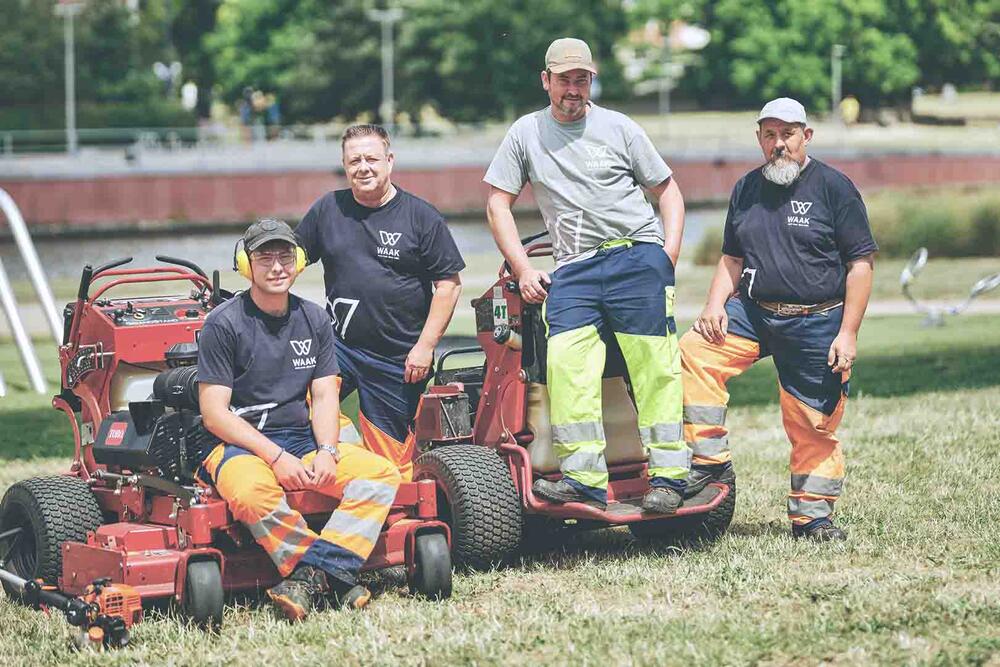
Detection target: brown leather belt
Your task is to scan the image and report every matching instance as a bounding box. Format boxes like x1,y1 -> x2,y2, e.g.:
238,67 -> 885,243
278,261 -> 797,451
756,299 -> 844,316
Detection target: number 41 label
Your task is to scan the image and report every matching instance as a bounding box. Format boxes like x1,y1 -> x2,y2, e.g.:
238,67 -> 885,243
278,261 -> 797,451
493,299 -> 508,327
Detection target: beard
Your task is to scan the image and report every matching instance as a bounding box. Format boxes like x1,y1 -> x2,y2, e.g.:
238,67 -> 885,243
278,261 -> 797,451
762,154 -> 802,186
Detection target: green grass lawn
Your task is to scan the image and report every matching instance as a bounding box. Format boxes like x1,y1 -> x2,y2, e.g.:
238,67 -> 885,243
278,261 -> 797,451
0,314 -> 998,664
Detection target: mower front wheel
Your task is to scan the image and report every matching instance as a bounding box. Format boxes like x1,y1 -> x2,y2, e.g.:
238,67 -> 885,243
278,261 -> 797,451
183,560 -> 224,629
408,532 -> 452,600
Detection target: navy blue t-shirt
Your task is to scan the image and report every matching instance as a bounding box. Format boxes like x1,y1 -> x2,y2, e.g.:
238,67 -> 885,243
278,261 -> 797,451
296,187 -> 466,361
197,292 -> 339,430
722,159 -> 878,304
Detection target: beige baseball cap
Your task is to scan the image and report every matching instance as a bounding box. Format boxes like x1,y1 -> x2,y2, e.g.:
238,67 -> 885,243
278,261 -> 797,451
545,38 -> 598,75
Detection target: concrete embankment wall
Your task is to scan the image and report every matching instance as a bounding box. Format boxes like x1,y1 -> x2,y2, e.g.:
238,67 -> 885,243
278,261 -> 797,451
2,152 -> 1000,231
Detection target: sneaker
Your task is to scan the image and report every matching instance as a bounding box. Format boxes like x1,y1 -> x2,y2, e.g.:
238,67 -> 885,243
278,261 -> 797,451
266,565 -> 330,622
684,462 -> 736,499
792,518 -> 847,542
641,487 -> 682,515
532,478 -> 606,509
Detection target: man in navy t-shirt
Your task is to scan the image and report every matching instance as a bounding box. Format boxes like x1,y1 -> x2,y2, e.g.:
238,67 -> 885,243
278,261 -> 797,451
296,124 -> 465,480
680,98 -> 877,542
197,219 -> 401,621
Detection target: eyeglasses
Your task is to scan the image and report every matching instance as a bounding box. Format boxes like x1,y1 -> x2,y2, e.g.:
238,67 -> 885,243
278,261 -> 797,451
250,251 -> 297,267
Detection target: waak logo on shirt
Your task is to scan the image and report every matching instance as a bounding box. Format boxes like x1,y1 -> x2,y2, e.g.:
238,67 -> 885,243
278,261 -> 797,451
584,143 -> 614,170
289,338 -> 316,370
787,200 -> 813,227
377,230 -> 402,259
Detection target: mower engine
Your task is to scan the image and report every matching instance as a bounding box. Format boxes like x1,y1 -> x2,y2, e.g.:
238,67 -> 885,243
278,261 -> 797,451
91,343 -> 215,482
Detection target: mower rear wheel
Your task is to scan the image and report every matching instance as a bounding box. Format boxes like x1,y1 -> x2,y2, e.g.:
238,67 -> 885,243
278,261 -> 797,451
408,532 -> 452,600
414,445 -> 522,570
183,560 -> 224,629
0,476 -> 102,599
629,475 -> 737,543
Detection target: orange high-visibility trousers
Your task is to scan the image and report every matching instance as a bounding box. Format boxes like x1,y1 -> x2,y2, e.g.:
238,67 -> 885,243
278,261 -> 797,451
680,296 -> 849,525
201,437 -> 401,584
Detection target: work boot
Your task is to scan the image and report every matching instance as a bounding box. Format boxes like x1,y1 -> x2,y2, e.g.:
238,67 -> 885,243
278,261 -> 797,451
684,462 -> 736,499
792,518 -> 847,542
326,574 -> 371,611
266,564 -> 330,622
532,478 -> 607,509
641,486 -> 682,515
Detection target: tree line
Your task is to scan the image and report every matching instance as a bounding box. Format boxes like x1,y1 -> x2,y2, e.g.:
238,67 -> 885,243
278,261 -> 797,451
1,0 -> 996,130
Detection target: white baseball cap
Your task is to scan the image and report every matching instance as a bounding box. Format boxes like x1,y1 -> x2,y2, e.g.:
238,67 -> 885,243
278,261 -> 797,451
757,97 -> 808,125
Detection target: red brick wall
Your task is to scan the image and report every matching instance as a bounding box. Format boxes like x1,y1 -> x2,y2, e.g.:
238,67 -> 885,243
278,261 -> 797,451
2,154 -> 999,228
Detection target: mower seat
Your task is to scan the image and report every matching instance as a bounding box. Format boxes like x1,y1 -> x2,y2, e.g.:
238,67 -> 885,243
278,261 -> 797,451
525,378 -> 646,474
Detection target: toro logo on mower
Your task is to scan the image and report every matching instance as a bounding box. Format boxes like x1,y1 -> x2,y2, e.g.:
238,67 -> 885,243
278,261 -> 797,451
105,422 -> 128,446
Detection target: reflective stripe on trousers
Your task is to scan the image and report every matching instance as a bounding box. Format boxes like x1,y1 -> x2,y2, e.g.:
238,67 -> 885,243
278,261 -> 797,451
208,442 -> 401,579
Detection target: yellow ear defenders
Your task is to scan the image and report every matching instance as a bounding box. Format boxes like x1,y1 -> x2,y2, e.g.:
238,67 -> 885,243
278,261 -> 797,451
232,239 -> 308,280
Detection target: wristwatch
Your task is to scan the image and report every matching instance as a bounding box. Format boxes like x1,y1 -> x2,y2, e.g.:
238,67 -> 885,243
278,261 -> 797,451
317,444 -> 339,459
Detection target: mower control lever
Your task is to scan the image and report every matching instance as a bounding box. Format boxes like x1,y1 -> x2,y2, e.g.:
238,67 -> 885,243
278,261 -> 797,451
155,255 -> 209,279
78,258 -> 133,301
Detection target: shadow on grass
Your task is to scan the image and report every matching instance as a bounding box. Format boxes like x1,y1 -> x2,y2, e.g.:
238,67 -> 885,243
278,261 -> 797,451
728,343 -> 1000,409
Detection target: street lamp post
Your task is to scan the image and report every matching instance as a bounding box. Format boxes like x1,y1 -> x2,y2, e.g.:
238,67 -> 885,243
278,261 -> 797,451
831,44 -> 845,124
366,7 -> 404,128
54,1 -> 84,155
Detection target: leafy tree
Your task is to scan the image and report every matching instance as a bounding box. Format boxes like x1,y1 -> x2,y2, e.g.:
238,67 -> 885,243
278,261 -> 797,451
208,0 -> 628,124
626,0 -> 997,112
0,0 -> 187,130
172,0 -> 223,117
397,0 -> 628,123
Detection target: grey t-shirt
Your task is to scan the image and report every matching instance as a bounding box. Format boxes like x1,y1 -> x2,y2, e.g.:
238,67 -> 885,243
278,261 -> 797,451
197,292 -> 339,430
484,103 -> 672,266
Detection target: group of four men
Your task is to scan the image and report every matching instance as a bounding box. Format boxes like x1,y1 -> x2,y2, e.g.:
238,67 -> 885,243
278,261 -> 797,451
196,37 -> 876,621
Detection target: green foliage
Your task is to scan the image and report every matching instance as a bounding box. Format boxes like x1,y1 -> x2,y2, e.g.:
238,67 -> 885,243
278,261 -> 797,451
397,0 -> 628,123
207,0 -> 629,124
0,0 -> 190,131
692,224 -> 724,266
171,0 -> 223,117
629,0 -> 998,112
866,188 -> 1000,258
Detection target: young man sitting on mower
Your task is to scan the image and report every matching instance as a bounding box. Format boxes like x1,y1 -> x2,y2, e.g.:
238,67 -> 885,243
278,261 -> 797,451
196,219 -> 402,621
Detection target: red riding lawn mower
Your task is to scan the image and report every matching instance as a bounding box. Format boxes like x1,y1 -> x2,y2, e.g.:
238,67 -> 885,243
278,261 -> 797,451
0,256 -> 452,646
411,232 -> 735,569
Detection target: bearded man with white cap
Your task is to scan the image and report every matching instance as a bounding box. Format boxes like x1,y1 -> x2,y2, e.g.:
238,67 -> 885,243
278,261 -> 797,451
679,98 -> 877,541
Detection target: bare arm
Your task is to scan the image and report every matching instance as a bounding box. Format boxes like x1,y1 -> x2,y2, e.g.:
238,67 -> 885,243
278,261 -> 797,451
199,383 -> 315,489
828,253 -> 875,372
486,186 -> 550,304
693,254 -> 743,344
309,374 -> 341,448
405,274 -> 463,383
308,374 -> 341,487
648,177 -> 685,265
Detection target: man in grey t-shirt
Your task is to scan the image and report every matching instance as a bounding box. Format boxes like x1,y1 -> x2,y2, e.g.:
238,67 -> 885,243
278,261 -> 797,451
484,37 -> 689,513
